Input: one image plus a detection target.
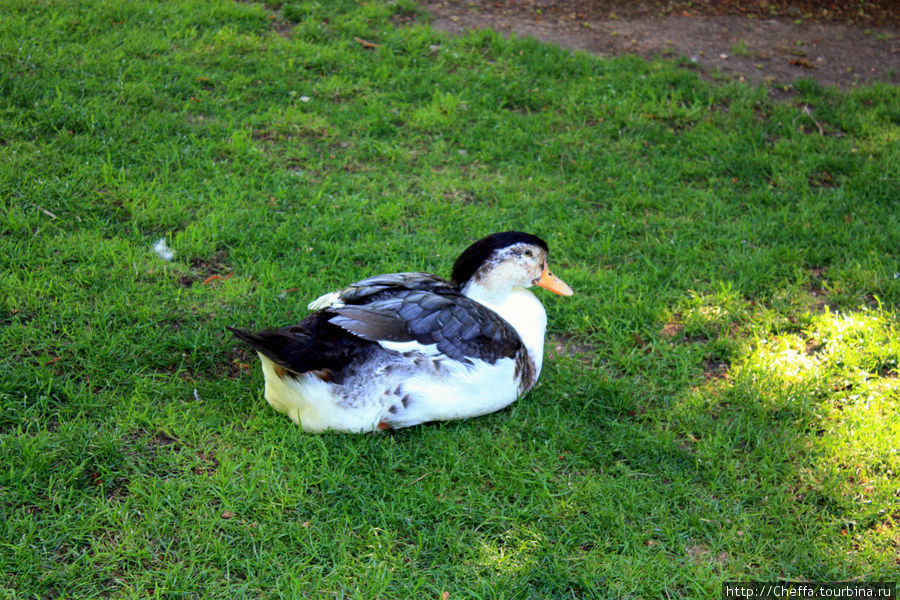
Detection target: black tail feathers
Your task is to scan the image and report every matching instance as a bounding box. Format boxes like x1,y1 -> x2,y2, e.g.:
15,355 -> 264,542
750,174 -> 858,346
227,317 -> 370,378
227,326 -> 308,373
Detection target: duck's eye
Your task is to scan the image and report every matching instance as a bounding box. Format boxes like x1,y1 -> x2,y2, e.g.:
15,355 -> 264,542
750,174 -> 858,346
523,249 -> 533,257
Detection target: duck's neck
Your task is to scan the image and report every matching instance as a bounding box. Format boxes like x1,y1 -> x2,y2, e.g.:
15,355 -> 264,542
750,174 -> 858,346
463,282 -> 548,375
462,279 -> 510,308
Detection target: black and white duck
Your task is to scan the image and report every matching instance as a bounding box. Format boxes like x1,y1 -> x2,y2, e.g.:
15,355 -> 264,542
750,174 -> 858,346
229,231 -> 573,432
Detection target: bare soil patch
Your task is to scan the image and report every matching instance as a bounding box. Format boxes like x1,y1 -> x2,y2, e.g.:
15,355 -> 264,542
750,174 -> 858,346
421,0 -> 900,89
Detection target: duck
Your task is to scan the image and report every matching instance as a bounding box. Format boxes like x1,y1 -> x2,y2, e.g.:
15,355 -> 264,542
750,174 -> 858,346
228,231 -> 573,433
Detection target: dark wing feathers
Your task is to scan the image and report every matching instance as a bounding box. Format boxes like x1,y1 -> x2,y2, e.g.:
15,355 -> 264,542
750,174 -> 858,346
333,273 -> 455,305
459,321 -> 482,341
328,288 -> 521,363
230,274 -> 523,376
406,308 -> 441,333
328,305 -> 413,343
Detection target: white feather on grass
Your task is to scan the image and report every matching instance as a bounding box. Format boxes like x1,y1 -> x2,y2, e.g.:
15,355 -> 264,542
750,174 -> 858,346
153,238 -> 174,261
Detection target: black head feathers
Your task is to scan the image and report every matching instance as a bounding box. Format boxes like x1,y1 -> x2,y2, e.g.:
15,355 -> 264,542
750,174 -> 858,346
451,231 -> 548,287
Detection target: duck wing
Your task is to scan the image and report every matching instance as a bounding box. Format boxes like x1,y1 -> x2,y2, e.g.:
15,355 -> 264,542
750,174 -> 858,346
308,272 -> 456,310
328,287 -> 522,364
230,273 -> 523,379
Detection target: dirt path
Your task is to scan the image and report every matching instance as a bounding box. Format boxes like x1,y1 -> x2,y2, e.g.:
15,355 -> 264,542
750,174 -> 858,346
420,1 -> 900,90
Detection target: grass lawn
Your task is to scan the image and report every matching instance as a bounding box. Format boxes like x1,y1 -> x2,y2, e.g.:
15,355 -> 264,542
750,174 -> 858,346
2,0 -> 899,597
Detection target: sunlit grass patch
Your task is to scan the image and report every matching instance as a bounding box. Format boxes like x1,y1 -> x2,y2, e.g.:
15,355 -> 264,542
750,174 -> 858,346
657,303 -> 900,577
739,334 -> 823,388
736,309 -> 900,396
720,308 -> 900,563
475,525 -> 545,575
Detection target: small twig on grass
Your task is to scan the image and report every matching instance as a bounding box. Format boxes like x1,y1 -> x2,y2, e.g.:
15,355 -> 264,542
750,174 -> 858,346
353,36 -> 380,49
406,472 -> 431,486
802,104 -> 825,136
202,272 -> 234,285
36,205 -> 58,219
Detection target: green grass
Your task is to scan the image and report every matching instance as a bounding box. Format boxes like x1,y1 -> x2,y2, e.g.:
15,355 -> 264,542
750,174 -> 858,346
2,0 -> 899,597
730,39 -> 752,57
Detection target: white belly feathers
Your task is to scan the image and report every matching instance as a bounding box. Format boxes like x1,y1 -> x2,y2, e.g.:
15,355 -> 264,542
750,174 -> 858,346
259,343 -> 521,433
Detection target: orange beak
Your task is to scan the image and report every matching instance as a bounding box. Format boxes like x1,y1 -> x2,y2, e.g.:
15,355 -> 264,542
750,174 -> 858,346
534,264 -> 574,296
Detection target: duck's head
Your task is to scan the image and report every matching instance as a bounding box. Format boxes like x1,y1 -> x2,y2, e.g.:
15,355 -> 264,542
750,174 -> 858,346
451,231 -> 573,301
